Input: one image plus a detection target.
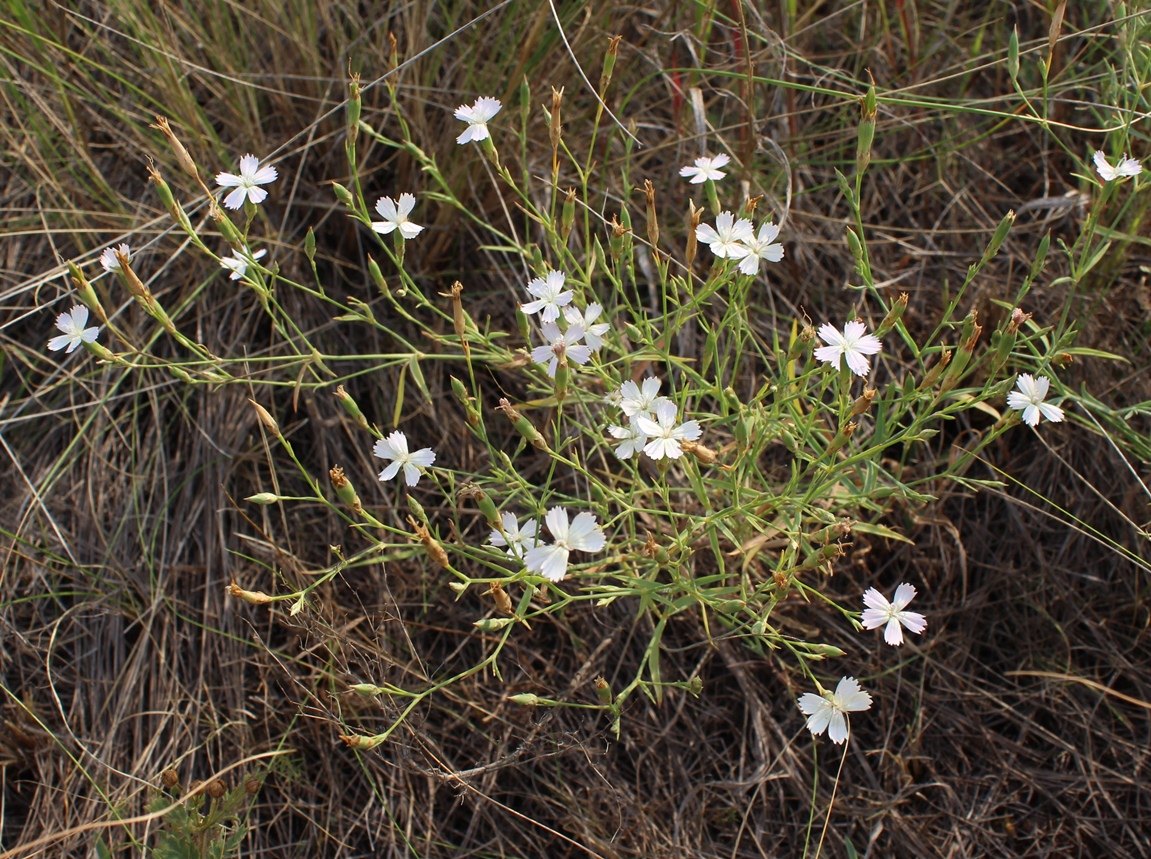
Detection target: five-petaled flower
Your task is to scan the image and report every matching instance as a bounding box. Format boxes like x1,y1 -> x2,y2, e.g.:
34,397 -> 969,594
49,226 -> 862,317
861,583 -> 928,646
634,400 -> 703,460
371,194 -> 424,239
1093,150 -> 1142,182
679,153 -> 730,184
524,507 -> 606,582
737,221 -> 785,275
215,154 -> 278,210
521,270 -> 573,322
373,431 -> 436,487
488,512 -> 539,559
48,305 -> 100,353
531,321 -> 591,377
454,96 -> 502,145
607,419 -> 649,460
696,212 -> 754,260
613,377 -> 670,418
814,320 -> 883,377
797,676 -> 873,744
564,303 -> 610,350
220,247 -> 267,281
100,243 -> 130,272
1007,373 -> 1064,426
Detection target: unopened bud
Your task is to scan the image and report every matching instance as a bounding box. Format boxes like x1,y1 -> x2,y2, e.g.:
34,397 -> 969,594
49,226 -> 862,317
351,683 -> 384,697
457,483 -> 501,529
245,492 -> 280,505
225,580 -> 273,605
248,399 -> 281,436
150,116 -> 199,180
347,74 -> 362,146
787,323 -> 816,362
339,733 -> 386,750
686,676 -> 704,697
553,347 -> 570,403
918,348 -> 952,391
561,188 -> 576,243
983,210 -> 1015,262
330,466 -> 363,515
334,385 -> 370,430
856,84 -> 876,174
875,292 -> 908,337
599,35 -> 623,93
408,515 -> 449,569
643,179 -> 659,250
496,398 -> 548,450
849,388 -> 876,418
686,200 -> 703,270
488,583 -> 514,615
594,677 -> 613,704
681,439 -> 718,465
509,693 -> 542,706
331,182 -> 355,208
66,261 -> 107,324
549,86 -> 563,152
449,376 -> 481,427
367,256 -> 391,298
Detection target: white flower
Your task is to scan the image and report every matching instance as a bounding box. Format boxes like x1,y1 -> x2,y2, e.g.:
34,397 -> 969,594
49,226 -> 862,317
100,243 -> 130,272
615,377 -> 670,418
48,305 -> 100,353
736,221 -> 785,275
608,418 -> 649,460
695,212 -> 754,260
524,507 -> 606,582
219,247 -> 267,281
797,676 -> 873,744
563,303 -> 610,350
1007,373 -> 1065,426
679,153 -> 730,184
814,320 -> 883,377
530,321 -> 591,377
861,583 -> 927,646
521,270 -> 573,322
373,431 -> 436,486
488,512 -> 539,559
1093,150 -> 1142,182
454,96 -> 502,144
633,400 -> 702,460
371,193 -> 424,239
215,154 -> 278,210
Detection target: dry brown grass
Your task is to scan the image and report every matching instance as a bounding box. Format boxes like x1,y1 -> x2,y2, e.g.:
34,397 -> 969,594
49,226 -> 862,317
2,1 -> 1150,857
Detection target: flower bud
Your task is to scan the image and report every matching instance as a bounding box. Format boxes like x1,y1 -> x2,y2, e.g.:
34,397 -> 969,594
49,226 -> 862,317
875,292 -> 908,337
347,74 -> 362,147
941,313 -> 982,393
983,210 -> 1015,262
549,86 -> 563,153
1008,26 -> 1020,81
594,677 -> 613,704
457,483 -> 501,530
918,348 -> 952,391
339,733 -> 386,750
351,683 -> 384,697
599,35 -> 623,94
624,322 -> 644,344
488,583 -> 514,615
248,399 -> 281,437
686,200 -> 703,270
304,226 -> 316,263
67,261 -> 107,324
553,347 -> 570,404
856,83 -> 876,174
225,580 -> 273,605
496,398 -> 548,450
849,387 -> 876,418
686,676 -> 703,697
150,116 -> 199,180
561,188 -> 576,244
330,466 -> 363,515
331,182 -> 355,208
367,255 -> 391,298
508,692 -> 541,706
408,515 -> 449,569
334,385 -> 370,430
475,617 -> 516,632
245,492 -> 280,505
642,179 -> 659,250
449,376 -> 481,427
441,281 -> 469,360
